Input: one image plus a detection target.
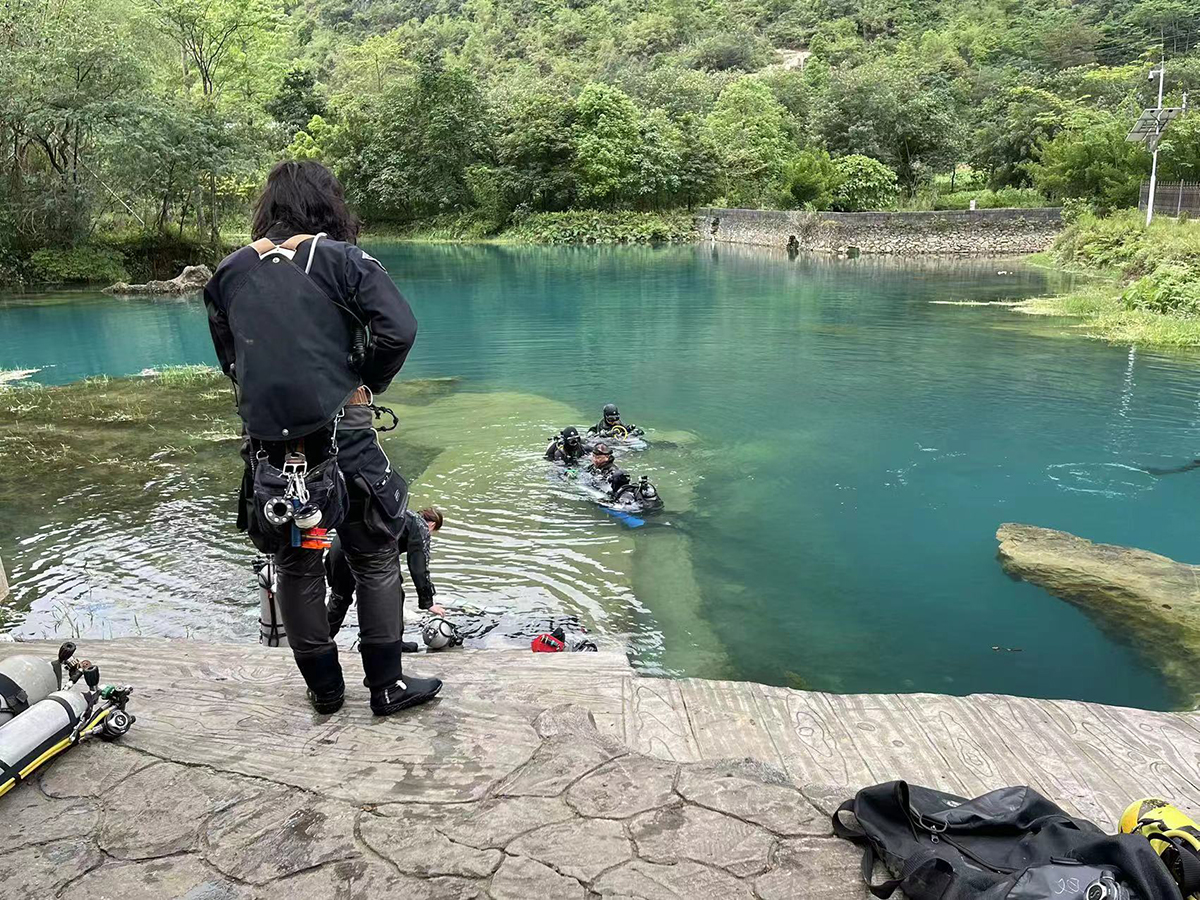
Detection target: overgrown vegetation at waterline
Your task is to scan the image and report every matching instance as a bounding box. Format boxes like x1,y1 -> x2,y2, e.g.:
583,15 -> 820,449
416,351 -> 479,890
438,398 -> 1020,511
1017,212 -> 1200,347
6,0 -> 1200,282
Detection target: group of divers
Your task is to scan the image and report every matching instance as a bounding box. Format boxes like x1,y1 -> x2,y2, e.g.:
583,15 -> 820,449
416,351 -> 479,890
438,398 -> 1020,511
257,402 -> 662,666
543,403 -> 665,522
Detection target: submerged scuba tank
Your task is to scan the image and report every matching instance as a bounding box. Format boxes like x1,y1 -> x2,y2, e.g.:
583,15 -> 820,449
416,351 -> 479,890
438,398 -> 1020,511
1119,798 -> 1200,898
255,555 -> 288,648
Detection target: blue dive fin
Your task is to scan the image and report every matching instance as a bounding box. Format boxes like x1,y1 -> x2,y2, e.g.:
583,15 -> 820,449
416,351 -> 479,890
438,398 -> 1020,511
603,507 -> 645,528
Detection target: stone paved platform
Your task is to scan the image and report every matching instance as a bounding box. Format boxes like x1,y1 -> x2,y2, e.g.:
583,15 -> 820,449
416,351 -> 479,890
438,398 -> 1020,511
2,639 -> 1200,899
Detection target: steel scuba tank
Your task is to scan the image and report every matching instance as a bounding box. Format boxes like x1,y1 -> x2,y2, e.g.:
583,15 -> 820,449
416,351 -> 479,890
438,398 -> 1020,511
255,555 -> 288,648
0,689 -> 90,793
0,654 -> 60,725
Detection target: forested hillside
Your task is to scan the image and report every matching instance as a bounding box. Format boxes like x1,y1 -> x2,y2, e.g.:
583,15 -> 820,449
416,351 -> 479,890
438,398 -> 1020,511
3,0 -> 1200,271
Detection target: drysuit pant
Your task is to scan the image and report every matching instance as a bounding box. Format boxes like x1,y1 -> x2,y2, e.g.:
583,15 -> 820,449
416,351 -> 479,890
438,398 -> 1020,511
271,427 -> 407,689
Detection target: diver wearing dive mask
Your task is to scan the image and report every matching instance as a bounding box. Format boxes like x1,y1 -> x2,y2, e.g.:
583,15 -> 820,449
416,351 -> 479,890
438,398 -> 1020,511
545,426 -> 587,464
587,403 -> 641,439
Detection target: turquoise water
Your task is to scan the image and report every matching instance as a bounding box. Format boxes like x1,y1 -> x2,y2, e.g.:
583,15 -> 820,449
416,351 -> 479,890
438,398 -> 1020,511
3,244 -> 1200,709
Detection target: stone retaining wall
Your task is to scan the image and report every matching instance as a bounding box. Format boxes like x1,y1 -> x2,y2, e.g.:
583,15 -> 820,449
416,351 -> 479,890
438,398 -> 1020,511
696,207 -> 1063,255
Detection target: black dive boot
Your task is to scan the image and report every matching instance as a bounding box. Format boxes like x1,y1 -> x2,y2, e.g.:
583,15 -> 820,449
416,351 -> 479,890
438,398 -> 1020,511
360,641 -> 442,716
294,647 -> 345,714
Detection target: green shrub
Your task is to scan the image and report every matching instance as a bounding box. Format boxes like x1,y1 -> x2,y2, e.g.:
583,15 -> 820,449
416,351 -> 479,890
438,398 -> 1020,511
831,155 -> 897,212
94,231 -> 231,283
777,149 -> 838,210
1121,264 -> 1200,316
507,211 -> 695,244
28,246 -> 127,285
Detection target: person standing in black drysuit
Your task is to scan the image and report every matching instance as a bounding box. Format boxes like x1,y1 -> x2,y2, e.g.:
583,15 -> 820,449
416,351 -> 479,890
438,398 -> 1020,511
204,160 -> 442,716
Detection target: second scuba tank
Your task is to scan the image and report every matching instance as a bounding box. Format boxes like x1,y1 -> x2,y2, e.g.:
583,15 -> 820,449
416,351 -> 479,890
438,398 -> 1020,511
255,556 -> 288,648
0,689 -> 89,788
0,654 -> 60,725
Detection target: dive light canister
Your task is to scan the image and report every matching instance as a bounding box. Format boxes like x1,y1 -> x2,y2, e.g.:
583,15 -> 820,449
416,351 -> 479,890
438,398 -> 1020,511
0,689 -> 89,778
0,655 -> 61,725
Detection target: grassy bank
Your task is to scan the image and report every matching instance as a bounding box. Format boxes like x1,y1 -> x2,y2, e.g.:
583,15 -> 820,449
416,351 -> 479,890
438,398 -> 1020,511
1018,211 -> 1200,348
367,210 -> 697,245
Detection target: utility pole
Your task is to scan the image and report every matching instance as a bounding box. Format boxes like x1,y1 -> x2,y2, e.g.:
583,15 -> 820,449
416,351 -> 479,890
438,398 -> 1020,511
1177,92 -> 1189,217
1146,61 -> 1166,227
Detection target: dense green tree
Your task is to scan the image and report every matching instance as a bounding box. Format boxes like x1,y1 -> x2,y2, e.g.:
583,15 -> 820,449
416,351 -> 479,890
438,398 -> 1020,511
572,83 -> 643,208
831,155 -> 899,211
778,148 -> 839,210
266,69 -> 328,137
816,58 -> 960,194
705,78 -> 793,206
349,60 -> 492,221
1027,111 -> 1147,212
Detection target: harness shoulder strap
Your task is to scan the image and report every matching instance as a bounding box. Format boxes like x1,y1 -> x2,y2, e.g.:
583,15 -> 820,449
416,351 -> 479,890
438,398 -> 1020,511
248,233 -> 319,261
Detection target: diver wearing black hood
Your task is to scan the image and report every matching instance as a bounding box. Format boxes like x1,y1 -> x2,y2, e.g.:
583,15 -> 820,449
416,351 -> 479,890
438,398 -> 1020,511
546,426 -> 587,464
588,403 -> 641,438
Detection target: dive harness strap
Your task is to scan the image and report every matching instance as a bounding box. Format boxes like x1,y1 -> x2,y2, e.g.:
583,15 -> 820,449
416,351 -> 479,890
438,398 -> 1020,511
0,692 -> 84,791
0,671 -> 29,715
1145,829 -> 1200,896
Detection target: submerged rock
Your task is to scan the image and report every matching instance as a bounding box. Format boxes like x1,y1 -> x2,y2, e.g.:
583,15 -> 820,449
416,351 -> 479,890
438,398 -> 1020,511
105,265 -> 212,295
997,523 -> 1200,697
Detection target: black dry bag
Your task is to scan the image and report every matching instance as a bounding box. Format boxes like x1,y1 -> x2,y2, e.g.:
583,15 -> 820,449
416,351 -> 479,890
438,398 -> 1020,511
833,781 -> 1182,900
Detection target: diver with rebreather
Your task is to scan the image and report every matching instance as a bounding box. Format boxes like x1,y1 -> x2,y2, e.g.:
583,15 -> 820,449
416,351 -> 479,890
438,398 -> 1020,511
204,160 -> 442,717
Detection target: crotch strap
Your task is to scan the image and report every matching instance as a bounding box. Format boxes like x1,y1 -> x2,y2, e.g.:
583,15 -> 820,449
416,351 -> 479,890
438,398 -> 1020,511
248,233 -> 324,274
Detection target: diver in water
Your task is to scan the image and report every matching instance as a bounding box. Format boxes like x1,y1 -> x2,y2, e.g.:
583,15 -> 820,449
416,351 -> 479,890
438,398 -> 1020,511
587,403 -> 642,438
545,426 -> 587,464
584,443 -> 631,498
205,160 -> 441,717
326,507 -> 445,642
1144,459 -> 1200,476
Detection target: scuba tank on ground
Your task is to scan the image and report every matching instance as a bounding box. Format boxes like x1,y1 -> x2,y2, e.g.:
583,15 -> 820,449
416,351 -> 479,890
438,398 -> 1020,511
1119,798 -> 1200,898
254,555 -> 288,648
0,641 -> 83,725
0,647 -> 135,798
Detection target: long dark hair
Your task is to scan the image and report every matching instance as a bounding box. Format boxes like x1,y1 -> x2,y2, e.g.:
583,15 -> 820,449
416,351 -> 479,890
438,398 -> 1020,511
250,160 -> 360,243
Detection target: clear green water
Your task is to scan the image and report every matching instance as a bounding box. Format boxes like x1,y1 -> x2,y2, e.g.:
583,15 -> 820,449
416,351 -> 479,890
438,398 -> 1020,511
3,243 -> 1200,709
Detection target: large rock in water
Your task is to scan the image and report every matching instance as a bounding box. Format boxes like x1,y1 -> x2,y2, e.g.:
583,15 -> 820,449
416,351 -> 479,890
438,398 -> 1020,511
105,265 -> 211,295
997,523 -> 1200,698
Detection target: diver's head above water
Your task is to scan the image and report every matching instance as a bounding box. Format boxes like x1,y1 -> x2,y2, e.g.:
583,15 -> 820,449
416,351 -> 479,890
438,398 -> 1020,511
591,442 -> 614,468
561,426 -> 583,451
602,403 -> 620,427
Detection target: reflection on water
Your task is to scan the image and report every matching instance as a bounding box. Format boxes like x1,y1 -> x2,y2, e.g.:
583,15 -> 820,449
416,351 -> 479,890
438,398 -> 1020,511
4,244 -> 1200,709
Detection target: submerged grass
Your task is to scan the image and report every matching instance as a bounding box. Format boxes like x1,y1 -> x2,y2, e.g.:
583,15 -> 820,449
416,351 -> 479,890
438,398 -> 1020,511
1013,285 -> 1200,348
0,368 -> 240,509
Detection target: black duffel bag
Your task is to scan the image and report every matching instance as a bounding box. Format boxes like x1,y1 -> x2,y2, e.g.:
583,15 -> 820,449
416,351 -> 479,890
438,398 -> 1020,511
833,781 -> 1182,900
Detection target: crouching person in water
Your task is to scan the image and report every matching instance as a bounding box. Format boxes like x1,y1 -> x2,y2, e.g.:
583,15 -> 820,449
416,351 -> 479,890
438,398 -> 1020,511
205,160 -> 442,716
326,507 -> 445,642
